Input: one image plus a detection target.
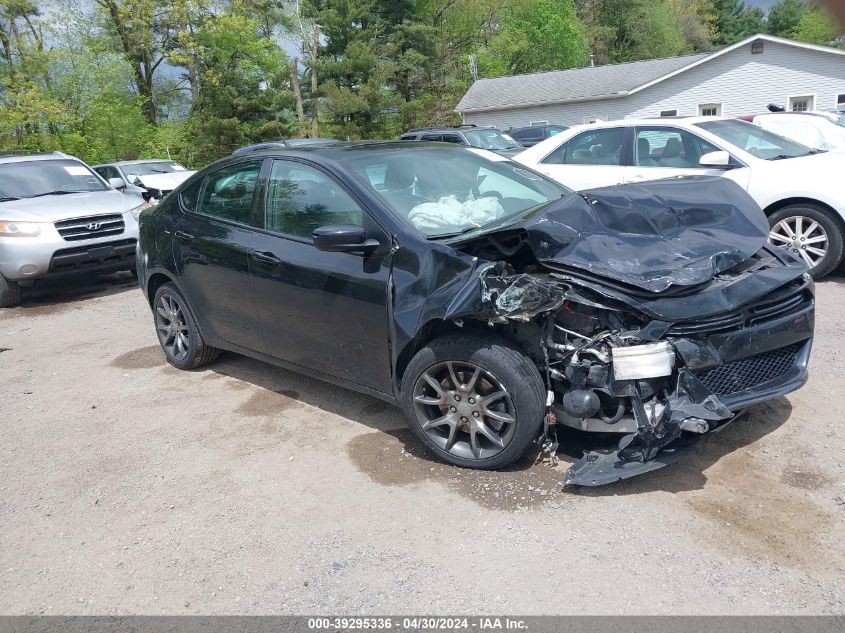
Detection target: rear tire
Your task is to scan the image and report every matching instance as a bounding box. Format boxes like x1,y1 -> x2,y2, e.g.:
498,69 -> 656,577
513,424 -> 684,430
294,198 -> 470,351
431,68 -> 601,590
152,282 -> 218,370
400,333 -> 546,470
0,273 -> 22,308
767,204 -> 844,279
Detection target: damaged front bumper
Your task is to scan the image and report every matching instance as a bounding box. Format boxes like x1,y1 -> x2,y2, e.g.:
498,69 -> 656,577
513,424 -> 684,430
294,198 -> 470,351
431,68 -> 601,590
562,315 -> 813,486
565,340 -> 811,486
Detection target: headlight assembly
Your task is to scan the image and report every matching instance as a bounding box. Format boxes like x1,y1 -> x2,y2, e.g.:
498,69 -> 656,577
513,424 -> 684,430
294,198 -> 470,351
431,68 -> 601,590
0,221 -> 41,237
612,342 -> 675,380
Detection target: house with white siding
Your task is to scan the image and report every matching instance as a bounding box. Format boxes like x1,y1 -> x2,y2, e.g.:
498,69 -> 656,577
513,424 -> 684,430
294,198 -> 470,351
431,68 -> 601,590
455,34 -> 845,130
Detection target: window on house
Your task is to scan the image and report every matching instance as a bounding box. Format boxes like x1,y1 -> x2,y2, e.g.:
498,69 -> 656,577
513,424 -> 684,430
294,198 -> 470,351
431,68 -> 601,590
530,120 -> 548,126
699,103 -> 721,117
837,94 -> 845,107
789,95 -> 814,112
583,116 -> 606,124
660,109 -> 678,117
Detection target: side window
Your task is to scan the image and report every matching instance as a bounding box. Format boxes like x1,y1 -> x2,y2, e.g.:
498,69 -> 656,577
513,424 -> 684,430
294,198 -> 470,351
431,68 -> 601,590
421,134 -> 442,141
439,134 -> 464,144
514,128 -> 543,142
266,160 -> 364,240
542,128 -> 625,166
179,178 -> 202,212
96,166 -> 119,180
197,160 -> 262,225
634,127 -> 719,168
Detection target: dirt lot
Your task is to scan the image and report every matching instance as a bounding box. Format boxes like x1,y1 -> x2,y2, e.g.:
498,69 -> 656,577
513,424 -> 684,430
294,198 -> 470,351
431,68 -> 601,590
1,271 -> 844,615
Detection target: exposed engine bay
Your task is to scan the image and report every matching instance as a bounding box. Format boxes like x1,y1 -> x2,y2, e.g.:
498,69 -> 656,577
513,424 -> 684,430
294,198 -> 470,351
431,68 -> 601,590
412,178 -> 816,486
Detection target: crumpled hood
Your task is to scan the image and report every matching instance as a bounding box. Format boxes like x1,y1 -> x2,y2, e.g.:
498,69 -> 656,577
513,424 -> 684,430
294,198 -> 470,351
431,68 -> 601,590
133,171 -> 194,191
513,176 -> 771,293
0,190 -> 143,222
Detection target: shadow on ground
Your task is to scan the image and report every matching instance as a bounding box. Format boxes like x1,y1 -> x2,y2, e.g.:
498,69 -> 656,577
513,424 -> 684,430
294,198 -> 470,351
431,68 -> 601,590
572,397 -> 794,496
6,271 -> 139,317
195,347 -> 796,503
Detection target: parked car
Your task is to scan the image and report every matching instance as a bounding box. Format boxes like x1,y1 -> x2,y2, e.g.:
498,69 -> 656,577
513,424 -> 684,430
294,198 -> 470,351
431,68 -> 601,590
93,159 -> 195,204
739,112 -> 845,152
400,125 -> 523,157
515,117 -> 845,278
136,142 -> 813,486
231,138 -> 338,155
0,151 -> 146,307
506,124 -> 569,148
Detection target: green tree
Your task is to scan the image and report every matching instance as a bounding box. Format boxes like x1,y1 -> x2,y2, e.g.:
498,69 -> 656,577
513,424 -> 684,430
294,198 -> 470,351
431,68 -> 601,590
711,0 -> 765,45
579,0 -> 688,64
790,7 -> 842,45
478,0 -> 589,76
766,0 -> 809,37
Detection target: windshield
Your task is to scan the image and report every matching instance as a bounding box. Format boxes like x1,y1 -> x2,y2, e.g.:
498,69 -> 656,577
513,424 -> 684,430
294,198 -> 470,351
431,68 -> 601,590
695,119 -> 816,160
121,161 -> 187,180
0,159 -> 107,199
343,146 -> 569,238
464,129 -> 522,151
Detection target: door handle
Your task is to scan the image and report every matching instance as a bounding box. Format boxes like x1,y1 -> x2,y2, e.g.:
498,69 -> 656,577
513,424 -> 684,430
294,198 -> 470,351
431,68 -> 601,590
174,230 -> 194,242
252,251 -> 282,265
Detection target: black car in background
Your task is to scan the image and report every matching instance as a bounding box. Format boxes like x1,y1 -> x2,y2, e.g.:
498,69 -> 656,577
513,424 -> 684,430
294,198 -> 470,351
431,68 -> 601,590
399,125 -> 523,157
136,143 -> 814,485
506,124 -> 569,148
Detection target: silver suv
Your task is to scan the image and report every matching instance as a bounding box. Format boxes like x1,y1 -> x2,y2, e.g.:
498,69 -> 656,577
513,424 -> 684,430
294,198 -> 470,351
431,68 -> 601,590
0,151 -> 146,307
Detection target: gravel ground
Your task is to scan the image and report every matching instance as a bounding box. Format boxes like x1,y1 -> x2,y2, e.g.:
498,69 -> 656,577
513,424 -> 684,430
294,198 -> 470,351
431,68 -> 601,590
1,270 -> 844,615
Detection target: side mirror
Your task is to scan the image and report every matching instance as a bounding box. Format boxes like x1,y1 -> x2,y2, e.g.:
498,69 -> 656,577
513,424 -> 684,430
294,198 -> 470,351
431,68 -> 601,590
699,151 -> 735,169
312,224 -> 379,255
108,177 -> 126,189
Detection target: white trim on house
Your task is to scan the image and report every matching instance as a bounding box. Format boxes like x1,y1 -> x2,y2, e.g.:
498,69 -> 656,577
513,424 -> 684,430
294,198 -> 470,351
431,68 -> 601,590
788,93 -> 817,111
698,102 -> 724,116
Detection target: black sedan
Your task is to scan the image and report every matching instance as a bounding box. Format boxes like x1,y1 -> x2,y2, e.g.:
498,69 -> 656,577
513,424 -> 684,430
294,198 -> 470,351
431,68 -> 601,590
136,143 -> 814,485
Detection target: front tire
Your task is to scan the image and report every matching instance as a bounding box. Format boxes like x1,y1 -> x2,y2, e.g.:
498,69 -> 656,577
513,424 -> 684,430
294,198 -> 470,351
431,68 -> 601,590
0,273 -> 22,308
400,334 -> 546,470
767,204 -> 844,279
152,283 -> 219,370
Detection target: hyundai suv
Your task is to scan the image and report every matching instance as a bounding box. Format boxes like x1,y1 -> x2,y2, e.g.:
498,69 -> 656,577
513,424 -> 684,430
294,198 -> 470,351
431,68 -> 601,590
0,151 -> 146,307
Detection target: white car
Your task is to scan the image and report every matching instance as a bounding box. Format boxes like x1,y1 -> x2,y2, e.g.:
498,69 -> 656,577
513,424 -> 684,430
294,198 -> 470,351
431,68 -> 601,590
515,117 -> 845,277
92,159 -> 195,204
745,111 -> 845,153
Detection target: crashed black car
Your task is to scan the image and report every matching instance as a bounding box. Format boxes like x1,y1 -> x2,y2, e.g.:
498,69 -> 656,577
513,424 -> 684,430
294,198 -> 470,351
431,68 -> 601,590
136,143 -> 814,485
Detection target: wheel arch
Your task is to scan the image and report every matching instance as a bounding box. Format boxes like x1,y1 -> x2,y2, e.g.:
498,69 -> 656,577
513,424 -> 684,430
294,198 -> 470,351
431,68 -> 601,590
145,271 -> 176,307
763,197 -> 845,234
394,318 -> 498,393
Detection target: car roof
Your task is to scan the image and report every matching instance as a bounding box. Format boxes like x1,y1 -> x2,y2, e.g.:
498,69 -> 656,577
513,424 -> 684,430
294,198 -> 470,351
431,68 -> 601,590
403,126 -> 499,134
223,140 -> 497,163
0,151 -> 77,165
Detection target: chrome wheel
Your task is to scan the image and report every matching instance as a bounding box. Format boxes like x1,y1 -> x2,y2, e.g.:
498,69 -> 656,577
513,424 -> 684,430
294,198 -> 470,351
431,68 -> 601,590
412,361 -> 516,460
768,215 -> 829,268
154,293 -> 190,362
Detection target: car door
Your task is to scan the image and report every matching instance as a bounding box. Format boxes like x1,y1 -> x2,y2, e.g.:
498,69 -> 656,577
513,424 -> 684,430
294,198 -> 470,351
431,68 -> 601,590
532,126 -> 629,190
624,126 -> 731,185
249,159 -> 393,393
174,159 -> 266,351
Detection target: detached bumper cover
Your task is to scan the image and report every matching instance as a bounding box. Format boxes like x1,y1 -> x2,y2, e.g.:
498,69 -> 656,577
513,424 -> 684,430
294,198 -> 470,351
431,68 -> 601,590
565,339 -> 812,486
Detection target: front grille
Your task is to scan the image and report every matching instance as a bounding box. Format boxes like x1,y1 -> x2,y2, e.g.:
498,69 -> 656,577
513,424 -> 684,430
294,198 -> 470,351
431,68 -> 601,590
694,343 -> 802,396
668,282 -> 811,336
54,214 -> 125,241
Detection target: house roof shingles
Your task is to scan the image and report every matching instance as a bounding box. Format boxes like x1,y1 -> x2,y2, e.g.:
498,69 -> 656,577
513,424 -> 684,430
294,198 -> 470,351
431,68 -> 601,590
456,53 -> 710,112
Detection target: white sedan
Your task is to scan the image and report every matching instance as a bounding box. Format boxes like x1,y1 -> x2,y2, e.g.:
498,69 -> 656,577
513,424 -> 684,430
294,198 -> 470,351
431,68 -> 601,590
745,111 -> 845,153
515,117 -> 845,277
